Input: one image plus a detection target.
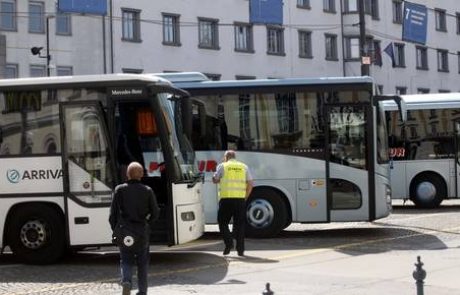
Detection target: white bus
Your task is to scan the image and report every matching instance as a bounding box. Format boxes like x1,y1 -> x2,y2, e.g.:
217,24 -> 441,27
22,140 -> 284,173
384,92 -> 460,208
0,74 -> 204,264
161,73 -> 392,238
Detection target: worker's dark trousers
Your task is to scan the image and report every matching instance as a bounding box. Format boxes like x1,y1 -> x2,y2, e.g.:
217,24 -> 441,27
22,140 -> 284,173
218,198 -> 246,253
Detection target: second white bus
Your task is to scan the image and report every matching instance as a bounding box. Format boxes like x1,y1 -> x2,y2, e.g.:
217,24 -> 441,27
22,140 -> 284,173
162,73 -> 393,238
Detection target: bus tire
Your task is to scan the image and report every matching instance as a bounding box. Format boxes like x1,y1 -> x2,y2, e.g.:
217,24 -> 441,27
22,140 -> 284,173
245,189 -> 288,238
409,173 -> 445,208
7,204 -> 65,264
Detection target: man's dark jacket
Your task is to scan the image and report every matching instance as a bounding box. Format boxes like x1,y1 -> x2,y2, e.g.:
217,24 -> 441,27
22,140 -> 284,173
109,179 -> 160,236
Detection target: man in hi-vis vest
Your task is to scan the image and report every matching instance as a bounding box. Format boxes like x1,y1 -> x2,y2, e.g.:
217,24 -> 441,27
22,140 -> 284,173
212,150 -> 254,256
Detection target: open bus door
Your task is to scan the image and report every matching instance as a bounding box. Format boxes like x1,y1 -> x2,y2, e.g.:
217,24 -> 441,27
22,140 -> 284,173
60,101 -> 115,246
325,103 -> 374,221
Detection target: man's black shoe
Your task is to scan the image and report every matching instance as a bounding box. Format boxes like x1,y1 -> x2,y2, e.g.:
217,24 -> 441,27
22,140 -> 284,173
223,245 -> 232,255
237,251 -> 244,257
121,281 -> 131,295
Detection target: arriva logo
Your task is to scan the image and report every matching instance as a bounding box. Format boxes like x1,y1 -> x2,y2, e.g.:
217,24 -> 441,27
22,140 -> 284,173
6,169 -> 21,184
5,168 -> 63,184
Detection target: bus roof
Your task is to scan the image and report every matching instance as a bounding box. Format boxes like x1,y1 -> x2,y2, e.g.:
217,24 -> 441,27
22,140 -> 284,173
0,73 -> 171,89
382,92 -> 460,111
154,72 -> 374,89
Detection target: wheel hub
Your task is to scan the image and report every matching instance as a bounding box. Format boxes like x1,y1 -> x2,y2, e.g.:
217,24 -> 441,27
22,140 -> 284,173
20,220 -> 47,249
247,199 -> 274,228
416,181 -> 436,202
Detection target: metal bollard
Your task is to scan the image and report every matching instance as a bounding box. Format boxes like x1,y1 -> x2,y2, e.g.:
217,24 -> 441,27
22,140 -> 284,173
412,256 -> 426,295
262,282 -> 274,295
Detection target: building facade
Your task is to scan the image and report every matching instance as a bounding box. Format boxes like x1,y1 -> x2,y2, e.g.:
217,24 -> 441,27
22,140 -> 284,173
0,0 -> 459,94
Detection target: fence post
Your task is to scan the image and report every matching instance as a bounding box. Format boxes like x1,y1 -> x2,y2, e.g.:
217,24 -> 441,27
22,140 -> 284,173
412,256 -> 426,295
262,282 -> 274,295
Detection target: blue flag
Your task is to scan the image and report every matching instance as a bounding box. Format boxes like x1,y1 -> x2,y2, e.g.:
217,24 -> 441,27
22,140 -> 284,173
383,43 -> 395,67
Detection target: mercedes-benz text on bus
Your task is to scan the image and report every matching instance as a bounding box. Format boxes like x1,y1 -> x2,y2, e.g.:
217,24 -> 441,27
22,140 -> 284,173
0,74 -> 204,264
161,73 -> 392,238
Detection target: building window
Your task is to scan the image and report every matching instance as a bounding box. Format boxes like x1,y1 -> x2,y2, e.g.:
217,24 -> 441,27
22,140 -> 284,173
372,40 -> 382,66
416,46 -> 428,70
235,75 -> 256,80
0,0 -> 16,30
323,0 -> 335,13
438,89 -> 450,93
4,63 -> 18,78
343,0 -> 358,13
458,52 -> 460,73
417,88 -> 429,94
457,13 -> 460,35
437,49 -> 449,72
297,0 -> 310,9
392,1 -> 403,24
395,87 -> 407,95
30,65 -> 46,77
394,43 -> 405,67
325,34 -> 338,60
122,8 -> 141,42
267,25 -> 285,55
298,30 -> 312,58
162,13 -> 180,46
122,68 -> 143,74
29,1 -> 45,33
203,73 -> 221,81
344,37 -> 360,59
365,0 -> 379,19
56,11 -> 71,35
234,22 -> 254,53
435,9 -> 447,32
198,18 -> 219,49
56,66 -> 73,76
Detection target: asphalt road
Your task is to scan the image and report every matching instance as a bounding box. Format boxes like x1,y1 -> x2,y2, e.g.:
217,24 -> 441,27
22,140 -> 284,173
1,200 -> 460,295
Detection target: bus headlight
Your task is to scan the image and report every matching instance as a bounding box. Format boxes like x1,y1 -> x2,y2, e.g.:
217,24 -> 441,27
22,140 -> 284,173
181,211 -> 195,221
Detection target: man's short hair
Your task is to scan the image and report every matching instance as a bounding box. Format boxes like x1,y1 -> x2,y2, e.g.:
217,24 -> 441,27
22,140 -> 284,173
127,162 -> 144,180
225,150 -> 236,160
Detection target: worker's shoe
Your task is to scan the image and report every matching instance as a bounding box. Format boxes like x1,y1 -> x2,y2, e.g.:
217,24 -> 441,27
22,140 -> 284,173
223,244 -> 233,255
121,281 -> 131,295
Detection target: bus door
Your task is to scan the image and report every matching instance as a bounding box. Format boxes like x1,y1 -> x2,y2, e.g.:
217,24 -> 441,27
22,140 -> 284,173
454,120 -> 460,197
326,104 -> 372,221
60,102 -> 115,246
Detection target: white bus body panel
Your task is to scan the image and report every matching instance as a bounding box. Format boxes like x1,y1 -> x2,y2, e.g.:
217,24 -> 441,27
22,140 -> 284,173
391,160 -> 452,199
171,182 -> 204,245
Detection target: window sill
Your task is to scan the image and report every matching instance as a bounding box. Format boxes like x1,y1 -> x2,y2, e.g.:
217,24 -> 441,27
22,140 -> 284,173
198,45 -> 220,50
162,42 -> 182,47
121,38 -> 142,43
299,54 -> 313,59
235,49 -> 255,54
267,52 -> 286,56
416,67 -> 429,71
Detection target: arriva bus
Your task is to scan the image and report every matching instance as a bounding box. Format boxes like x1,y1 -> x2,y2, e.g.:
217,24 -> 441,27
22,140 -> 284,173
0,74 -> 204,264
160,73 -> 393,238
384,92 -> 460,208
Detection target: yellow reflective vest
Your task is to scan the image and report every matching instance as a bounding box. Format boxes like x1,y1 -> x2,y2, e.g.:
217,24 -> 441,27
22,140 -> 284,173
219,160 -> 247,199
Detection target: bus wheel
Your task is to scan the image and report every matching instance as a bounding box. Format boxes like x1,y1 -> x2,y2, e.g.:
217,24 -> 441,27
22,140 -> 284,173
410,173 -> 445,208
246,189 -> 287,238
7,204 -> 65,264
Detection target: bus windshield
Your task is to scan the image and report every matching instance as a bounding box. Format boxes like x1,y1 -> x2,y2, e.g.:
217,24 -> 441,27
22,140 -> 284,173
158,93 -> 198,181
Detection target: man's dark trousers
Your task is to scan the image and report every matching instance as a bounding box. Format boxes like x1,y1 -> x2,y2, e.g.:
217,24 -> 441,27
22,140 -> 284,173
120,244 -> 150,294
218,198 -> 246,253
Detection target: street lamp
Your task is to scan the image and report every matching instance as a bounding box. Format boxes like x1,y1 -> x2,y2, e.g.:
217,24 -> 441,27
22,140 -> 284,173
30,15 -> 55,76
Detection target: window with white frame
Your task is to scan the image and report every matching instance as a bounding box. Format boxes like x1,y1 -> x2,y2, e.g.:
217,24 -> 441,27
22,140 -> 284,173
323,0 -> 335,13
122,8 -> 141,42
267,25 -> 285,55
56,11 -> 71,35
437,49 -> 449,72
29,1 -> 45,33
30,65 -> 46,77
392,0 -> 403,24
395,87 -> 407,95
298,30 -> 312,58
364,0 -> 379,19
435,9 -> 447,32
162,13 -> 180,46
234,22 -> 253,52
198,18 -> 219,49
297,0 -> 310,9
394,43 -> 405,67
345,37 -> 360,59
417,88 -> 429,94
4,63 -> 18,78
343,0 -> 358,13
325,34 -> 338,60
416,46 -> 428,70
0,0 -> 16,30
56,66 -> 73,76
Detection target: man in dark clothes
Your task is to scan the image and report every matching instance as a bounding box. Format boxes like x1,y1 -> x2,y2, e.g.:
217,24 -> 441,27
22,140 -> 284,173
109,162 -> 160,295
